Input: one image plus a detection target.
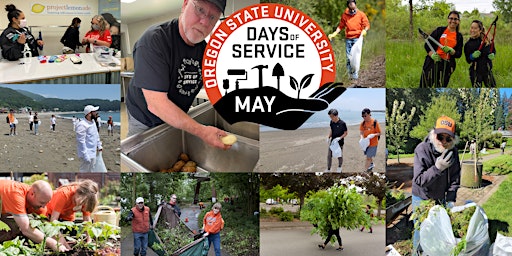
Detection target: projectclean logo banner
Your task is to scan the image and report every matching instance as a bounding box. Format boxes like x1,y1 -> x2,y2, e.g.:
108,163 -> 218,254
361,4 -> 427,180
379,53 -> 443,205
203,3 -> 345,130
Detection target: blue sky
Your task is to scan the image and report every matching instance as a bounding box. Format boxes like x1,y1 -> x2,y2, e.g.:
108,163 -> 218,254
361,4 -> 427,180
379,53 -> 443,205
330,88 -> 385,112
0,84 -> 120,101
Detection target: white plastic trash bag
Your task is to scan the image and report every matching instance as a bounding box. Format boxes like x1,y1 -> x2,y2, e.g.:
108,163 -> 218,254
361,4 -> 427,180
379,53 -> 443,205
92,151 -> 108,173
330,138 -> 342,158
359,137 -> 370,152
493,233 -> 512,256
420,203 -> 491,256
349,34 -> 364,74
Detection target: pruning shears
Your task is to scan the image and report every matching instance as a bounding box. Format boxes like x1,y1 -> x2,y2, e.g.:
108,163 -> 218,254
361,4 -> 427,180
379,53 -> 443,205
418,28 -> 449,60
478,16 -> 498,52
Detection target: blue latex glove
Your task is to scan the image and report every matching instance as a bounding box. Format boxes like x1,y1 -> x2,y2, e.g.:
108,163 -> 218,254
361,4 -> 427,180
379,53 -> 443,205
446,201 -> 455,209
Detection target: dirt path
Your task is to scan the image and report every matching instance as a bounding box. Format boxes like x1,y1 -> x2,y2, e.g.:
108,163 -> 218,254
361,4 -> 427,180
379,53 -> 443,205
355,55 -> 386,88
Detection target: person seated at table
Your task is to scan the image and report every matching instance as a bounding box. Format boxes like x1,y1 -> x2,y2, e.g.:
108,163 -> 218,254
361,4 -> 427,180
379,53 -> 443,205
101,13 -> 120,51
0,4 -> 44,61
82,15 -> 112,53
60,17 -> 82,53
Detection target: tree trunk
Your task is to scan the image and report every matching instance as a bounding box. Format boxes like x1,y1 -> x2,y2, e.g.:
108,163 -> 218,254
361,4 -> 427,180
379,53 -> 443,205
409,0 -> 413,39
376,199 -> 382,218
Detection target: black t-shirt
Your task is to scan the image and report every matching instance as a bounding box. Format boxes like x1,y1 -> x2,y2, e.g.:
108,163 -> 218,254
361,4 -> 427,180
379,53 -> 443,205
330,119 -> 347,146
126,19 -> 206,127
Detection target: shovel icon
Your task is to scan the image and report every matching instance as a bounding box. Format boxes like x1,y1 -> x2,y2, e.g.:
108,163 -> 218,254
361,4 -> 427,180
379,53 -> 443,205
272,63 -> 284,90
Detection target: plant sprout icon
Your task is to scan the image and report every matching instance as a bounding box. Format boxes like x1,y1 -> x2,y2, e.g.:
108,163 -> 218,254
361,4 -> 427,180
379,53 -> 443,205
289,74 -> 314,99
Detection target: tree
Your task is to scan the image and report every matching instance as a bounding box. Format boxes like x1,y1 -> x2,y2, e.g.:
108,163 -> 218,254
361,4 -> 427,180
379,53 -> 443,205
210,173 -> 259,216
386,100 -> 416,163
409,0 -> 413,38
494,0 -> 512,23
410,93 -> 461,141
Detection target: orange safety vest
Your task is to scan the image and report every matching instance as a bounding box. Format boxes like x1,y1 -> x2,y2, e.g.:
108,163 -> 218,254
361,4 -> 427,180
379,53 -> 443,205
131,206 -> 151,233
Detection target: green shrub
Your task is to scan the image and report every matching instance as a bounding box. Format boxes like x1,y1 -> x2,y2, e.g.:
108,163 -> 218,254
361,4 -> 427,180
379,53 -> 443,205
483,154 -> 512,175
269,207 -> 284,215
260,208 -> 267,214
279,211 -> 294,222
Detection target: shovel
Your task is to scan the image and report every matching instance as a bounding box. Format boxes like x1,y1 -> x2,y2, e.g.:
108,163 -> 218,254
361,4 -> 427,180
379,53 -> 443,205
272,63 -> 284,90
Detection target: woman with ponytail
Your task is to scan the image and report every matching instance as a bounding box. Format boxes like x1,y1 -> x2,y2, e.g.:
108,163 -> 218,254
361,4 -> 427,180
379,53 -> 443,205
0,4 -> 43,60
464,20 -> 496,87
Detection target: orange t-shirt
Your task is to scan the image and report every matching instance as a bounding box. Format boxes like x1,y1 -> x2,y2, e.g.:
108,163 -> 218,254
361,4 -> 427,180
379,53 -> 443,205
436,28 -> 457,60
0,180 -> 45,216
203,211 -> 224,234
7,113 -> 15,123
360,118 -> 381,147
46,185 -> 91,221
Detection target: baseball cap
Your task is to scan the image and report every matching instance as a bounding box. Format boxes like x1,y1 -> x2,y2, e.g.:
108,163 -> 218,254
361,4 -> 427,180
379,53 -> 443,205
136,197 -> 144,204
206,0 -> 226,14
83,105 -> 99,116
434,115 -> 455,137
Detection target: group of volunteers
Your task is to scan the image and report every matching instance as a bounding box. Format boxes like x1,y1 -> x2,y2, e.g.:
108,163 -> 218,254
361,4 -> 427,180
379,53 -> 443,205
0,4 -> 120,61
420,11 -> 497,87
126,194 -> 225,256
0,179 -> 99,253
326,108 -> 382,173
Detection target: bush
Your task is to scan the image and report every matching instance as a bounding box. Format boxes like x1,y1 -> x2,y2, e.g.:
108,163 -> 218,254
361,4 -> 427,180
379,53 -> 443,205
279,211 -> 294,222
269,207 -> 284,215
483,154 -> 512,175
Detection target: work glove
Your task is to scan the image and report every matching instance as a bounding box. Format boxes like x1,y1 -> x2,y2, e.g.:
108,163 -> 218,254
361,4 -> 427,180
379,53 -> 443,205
328,33 -> 337,41
435,149 -> 454,171
430,53 -> 441,62
441,46 -> 455,54
471,50 -> 481,59
362,29 -> 367,37
488,53 -> 495,60
446,201 -> 455,209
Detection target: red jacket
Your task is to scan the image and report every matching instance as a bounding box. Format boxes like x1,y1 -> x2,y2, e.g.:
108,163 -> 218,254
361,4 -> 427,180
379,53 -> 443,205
131,206 -> 151,233
337,8 -> 370,39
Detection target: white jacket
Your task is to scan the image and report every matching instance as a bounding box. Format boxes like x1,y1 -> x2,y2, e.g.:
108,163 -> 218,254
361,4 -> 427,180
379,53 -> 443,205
75,119 -> 102,162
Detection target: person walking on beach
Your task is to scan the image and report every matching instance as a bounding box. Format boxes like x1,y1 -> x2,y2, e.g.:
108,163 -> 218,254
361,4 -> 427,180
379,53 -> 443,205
412,115 -> 461,254
75,105 -> 102,172
203,202 -> 225,256
33,112 -> 39,135
360,108 -> 381,171
28,111 -> 33,131
50,114 -> 56,132
72,115 -> 77,132
107,116 -> 114,136
326,109 -> 347,173
7,109 -> 16,136
96,114 -> 101,133
126,197 -> 153,256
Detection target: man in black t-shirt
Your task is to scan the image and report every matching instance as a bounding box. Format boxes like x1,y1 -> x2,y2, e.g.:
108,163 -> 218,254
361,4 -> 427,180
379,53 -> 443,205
126,0 -> 228,149
327,109 -> 348,172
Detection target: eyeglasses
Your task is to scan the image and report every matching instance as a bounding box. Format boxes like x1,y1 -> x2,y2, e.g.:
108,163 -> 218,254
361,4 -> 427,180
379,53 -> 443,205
436,134 -> 453,143
137,202 -> 144,204
192,1 -> 218,26
448,17 -> 459,21
362,114 -> 369,117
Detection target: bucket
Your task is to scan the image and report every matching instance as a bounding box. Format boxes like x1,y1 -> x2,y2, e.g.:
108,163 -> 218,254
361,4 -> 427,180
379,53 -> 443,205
460,160 -> 483,188
92,205 -> 117,226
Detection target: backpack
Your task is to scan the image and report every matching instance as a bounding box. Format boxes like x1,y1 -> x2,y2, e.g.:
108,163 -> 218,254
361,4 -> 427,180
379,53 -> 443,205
362,120 -> 380,140
6,116 -> 9,124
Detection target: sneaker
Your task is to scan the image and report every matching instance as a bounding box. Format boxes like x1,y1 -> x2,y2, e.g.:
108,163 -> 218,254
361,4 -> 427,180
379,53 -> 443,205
336,246 -> 344,251
318,244 -> 325,249
369,162 -> 375,169
336,167 -> 342,173
325,169 -> 331,172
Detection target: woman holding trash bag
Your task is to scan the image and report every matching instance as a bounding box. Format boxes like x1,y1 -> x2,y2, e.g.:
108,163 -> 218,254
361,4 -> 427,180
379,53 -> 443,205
419,11 -> 463,88
0,4 -> 43,61
464,20 -> 496,87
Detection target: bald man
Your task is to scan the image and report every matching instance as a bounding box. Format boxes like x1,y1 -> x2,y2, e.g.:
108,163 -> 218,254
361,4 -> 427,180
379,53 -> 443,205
0,180 -> 68,252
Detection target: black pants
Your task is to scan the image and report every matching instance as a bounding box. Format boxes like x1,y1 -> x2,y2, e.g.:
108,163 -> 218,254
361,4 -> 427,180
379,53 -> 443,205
469,66 -> 496,87
324,228 -> 342,246
420,57 -> 453,88
29,121 -> 33,131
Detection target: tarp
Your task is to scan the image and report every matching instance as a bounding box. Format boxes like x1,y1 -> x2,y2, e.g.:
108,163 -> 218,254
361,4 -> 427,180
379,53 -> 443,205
148,229 -> 166,256
349,34 -> 364,74
492,232 -> 512,256
173,237 -> 209,256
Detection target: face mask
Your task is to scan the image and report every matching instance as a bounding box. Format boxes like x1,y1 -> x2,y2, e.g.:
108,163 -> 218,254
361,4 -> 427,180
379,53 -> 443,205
19,19 -> 27,28
92,24 -> 100,31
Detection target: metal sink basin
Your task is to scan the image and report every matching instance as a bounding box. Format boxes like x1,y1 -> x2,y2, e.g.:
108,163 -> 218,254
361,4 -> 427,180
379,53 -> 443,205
121,102 -> 259,172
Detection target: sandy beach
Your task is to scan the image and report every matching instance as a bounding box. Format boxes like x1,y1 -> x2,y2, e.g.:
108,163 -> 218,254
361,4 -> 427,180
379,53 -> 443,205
0,113 -> 120,172
255,125 -> 386,173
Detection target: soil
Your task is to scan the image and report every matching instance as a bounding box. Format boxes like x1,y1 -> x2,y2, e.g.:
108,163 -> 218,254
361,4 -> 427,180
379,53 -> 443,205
355,54 -> 386,88
386,163 -> 414,192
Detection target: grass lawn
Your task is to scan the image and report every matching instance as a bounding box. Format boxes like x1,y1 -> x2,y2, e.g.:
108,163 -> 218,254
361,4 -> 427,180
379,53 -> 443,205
482,174 -> 512,242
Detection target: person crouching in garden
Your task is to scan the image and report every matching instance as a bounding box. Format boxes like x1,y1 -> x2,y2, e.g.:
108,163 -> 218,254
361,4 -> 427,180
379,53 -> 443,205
203,203 -> 225,256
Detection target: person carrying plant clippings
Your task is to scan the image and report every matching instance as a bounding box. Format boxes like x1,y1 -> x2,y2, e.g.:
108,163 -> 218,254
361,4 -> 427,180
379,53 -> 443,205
411,115 -> 461,255
0,180 -> 69,253
126,197 -> 153,256
46,179 -> 99,249
327,0 -> 370,84
464,20 -> 496,87
203,202 -> 224,256
419,11 -> 463,88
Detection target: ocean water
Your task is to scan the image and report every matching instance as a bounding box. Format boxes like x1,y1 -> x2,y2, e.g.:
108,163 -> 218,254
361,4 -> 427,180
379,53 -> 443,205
58,112 -> 120,125
261,110 -> 386,132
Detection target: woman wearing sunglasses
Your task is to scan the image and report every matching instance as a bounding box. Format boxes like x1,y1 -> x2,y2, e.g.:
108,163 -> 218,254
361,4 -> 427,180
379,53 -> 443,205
411,115 -> 461,254
420,11 -> 463,87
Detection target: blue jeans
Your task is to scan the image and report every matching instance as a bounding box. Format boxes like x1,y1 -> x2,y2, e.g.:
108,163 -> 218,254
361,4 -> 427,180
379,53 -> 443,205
133,232 -> 148,256
345,38 -> 359,80
208,232 -> 221,256
34,123 -> 39,134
